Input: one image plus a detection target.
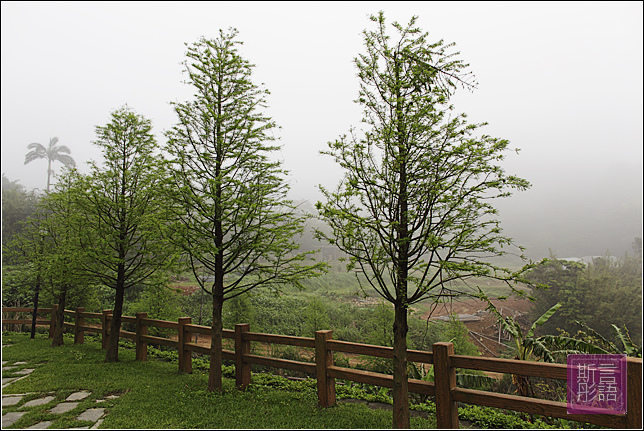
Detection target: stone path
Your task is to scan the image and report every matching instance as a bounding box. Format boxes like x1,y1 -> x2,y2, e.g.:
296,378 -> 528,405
2,358 -> 120,429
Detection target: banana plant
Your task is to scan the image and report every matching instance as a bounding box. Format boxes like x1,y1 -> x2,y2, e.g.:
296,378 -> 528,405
485,300 -> 562,363
485,300 -> 562,398
540,321 -> 641,358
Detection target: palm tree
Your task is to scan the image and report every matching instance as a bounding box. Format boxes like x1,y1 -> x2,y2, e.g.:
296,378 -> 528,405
24,137 -> 75,192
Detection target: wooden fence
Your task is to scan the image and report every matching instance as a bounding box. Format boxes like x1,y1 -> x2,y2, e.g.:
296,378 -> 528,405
2,306 -> 642,429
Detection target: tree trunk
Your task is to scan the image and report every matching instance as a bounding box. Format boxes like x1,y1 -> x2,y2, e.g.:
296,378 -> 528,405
209,132 -> 225,392
392,302 -> 410,429
30,276 -> 41,339
105,285 -> 125,362
51,287 -> 67,347
208,292 -> 224,392
391,57 -> 411,429
46,158 -> 52,192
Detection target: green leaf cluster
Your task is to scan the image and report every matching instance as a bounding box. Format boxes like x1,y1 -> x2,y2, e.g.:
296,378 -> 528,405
164,29 -> 326,304
316,11 -> 533,312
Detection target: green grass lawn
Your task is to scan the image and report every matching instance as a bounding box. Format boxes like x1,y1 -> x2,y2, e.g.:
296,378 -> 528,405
1,332 -> 437,429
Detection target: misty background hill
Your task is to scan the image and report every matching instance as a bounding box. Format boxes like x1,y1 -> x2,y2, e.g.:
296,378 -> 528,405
291,185 -> 642,264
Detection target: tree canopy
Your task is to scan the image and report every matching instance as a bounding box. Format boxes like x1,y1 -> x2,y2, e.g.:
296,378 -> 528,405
316,12 -> 532,428
526,249 -> 642,345
165,29 -> 326,392
76,106 -> 178,362
24,137 -> 75,192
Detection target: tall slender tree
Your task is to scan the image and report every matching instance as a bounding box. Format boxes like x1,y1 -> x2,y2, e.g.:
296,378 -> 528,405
24,137 -> 75,192
165,29 -> 326,392
316,13 -> 533,428
76,106 -> 178,362
38,169 -> 89,346
5,203 -> 47,339
5,168 -> 87,345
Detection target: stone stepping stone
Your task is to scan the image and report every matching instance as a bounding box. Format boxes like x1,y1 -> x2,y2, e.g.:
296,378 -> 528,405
13,361 -> 28,365
22,395 -> 55,408
26,420 -> 53,429
2,411 -> 27,427
66,391 -> 91,401
76,408 -> 105,422
2,377 -> 19,386
3,365 -> 17,370
50,401 -> 79,414
2,395 -> 23,406
96,393 -> 121,403
15,368 -> 35,375
3,375 -> 29,388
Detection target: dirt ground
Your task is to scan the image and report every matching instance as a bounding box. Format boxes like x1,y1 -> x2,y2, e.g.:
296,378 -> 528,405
421,296 -> 533,319
421,296 -> 534,359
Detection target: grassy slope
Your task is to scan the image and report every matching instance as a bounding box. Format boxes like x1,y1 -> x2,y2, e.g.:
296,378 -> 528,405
1,333 -> 437,429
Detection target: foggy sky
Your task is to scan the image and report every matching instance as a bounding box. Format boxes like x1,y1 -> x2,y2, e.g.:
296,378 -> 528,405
1,1 -> 642,260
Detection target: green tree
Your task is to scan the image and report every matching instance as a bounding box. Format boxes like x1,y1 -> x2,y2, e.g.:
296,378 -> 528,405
3,206 -> 47,337
2,174 -> 41,258
5,185 -> 44,333
582,254 -> 642,343
5,169 -> 90,344
24,137 -> 75,192
37,169 -> 91,346
527,251 -> 642,344
316,13 -> 532,428
525,256 -> 587,335
75,106 -> 178,362
165,30 -> 326,392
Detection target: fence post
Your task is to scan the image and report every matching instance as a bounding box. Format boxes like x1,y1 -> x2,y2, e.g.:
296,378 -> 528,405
178,317 -> 192,373
101,309 -> 112,350
135,312 -> 148,361
315,330 -> 336,407
434,342 -> 459,429
626,357 -> 642,429
49,304 -> 58,339
74,307 -> 85,344
235,323 -> 251,390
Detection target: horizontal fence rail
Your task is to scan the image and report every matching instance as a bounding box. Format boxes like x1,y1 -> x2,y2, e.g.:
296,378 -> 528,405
2,306 -> 641,429
2,307 -> 53,327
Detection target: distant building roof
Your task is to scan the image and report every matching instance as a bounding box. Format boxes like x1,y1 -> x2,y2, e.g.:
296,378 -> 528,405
561,256 -> 618,265
432,313 -> 482,322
